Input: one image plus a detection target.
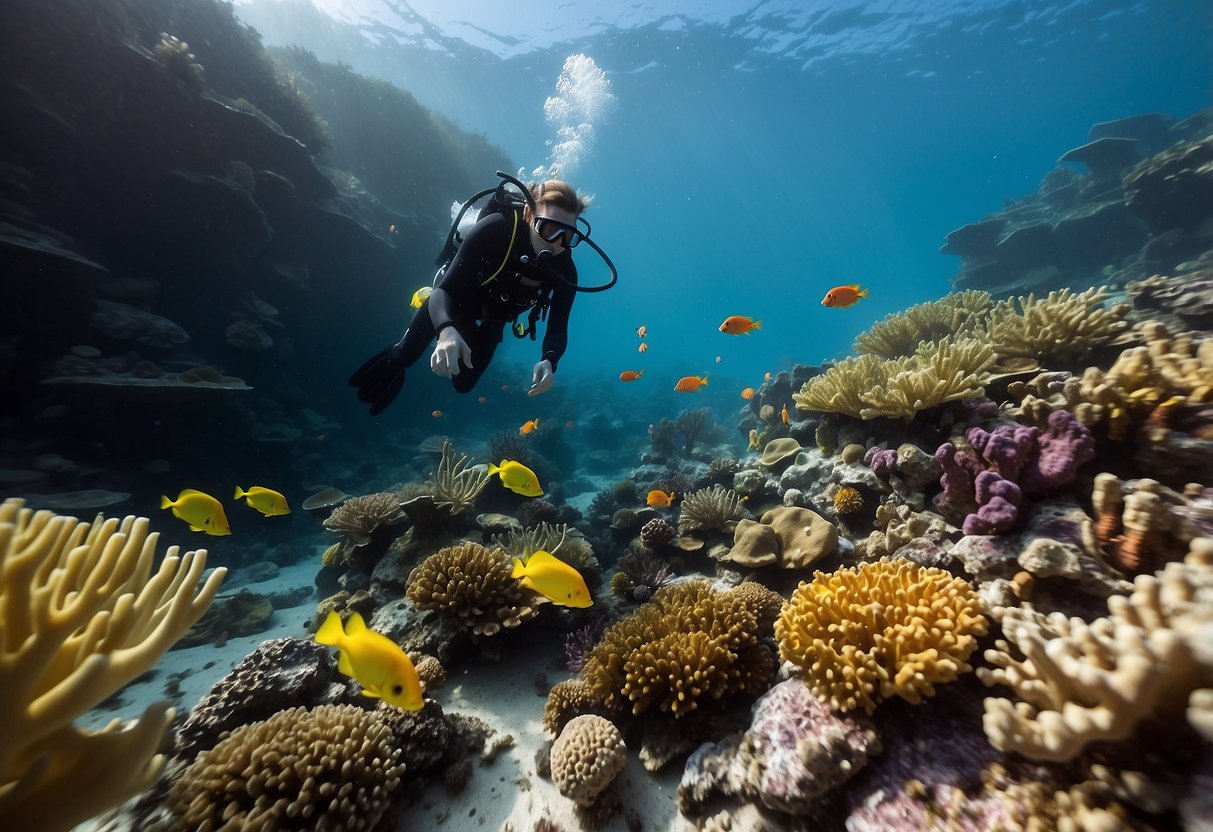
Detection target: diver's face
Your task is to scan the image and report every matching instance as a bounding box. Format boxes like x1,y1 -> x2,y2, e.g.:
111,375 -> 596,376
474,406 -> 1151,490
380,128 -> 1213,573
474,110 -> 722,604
526,205 -> 579,254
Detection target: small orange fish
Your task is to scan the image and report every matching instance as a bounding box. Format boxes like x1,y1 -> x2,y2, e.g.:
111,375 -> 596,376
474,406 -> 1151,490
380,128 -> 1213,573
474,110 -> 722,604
740,387 -> 756,400
821,284 -> 869,308
638,343 -> 648,353
720,315 -> 761,335
432,409 -> 442,418
781,404 -> 790,425
636,325 -> 647,338
520,418 -> 540,435
674,374 -> 708,393
647,490 -> 676,508
565,420 -> 575,429
619,370 -> 644,382
478,396 -> 487,404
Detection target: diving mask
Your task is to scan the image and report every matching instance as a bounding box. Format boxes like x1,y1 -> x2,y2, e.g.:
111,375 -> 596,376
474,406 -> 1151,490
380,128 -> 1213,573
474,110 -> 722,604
533,216 -> 588,249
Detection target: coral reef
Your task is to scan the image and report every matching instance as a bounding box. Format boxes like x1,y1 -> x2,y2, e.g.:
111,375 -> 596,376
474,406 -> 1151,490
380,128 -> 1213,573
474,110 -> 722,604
165,704 -> 404,829
0,498 -> 225,830
677,485 -> 744,534
572,580 -> 778,720
322,491 -> 404,546
854,290 -> 992,359
406,543 -> 544,636
549,715 -> 628,807
979,538 -> 1213,761
775,559 -> 988,714
985,287 -> 1131,366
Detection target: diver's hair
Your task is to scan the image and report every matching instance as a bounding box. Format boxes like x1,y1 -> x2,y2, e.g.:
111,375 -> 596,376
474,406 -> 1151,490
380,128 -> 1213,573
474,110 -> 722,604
530,180 -> 590,214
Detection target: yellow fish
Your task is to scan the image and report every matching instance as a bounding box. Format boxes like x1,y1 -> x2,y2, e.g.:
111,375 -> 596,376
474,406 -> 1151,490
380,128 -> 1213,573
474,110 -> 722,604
315,610 -> 424,710
160,489 -> 231,536
233,485 -> 290,516
511,550 -> 593,608
647,489 -> 676,508
409,286 -> 435,309
781,404 -> 790,425
487,459 -> 543,497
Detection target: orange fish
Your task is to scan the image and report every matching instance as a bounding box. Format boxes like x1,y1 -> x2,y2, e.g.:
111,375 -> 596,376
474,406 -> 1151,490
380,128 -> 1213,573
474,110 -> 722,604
674,374 -> 708,393
565,420 -> 575,429
619,370 -> 644,382
719,315 -> 761,335
647,490 -> 675,508
638,343 -> 648,353
636,325 -> 647,338
821,284 -> 869,308
740,387 -> 756,400
478,396 -> 487,404
431,410 -> 442,418
520,418 -> 540,435
781,404 -> 790,425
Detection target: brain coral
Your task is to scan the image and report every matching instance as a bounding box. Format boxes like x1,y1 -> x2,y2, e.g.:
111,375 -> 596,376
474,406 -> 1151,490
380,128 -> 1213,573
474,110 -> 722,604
775,559 -> 987,714
406,542 -> 542,636
550,714 -> 628,807
167,704 -> 404,830
579,579 -> 778,719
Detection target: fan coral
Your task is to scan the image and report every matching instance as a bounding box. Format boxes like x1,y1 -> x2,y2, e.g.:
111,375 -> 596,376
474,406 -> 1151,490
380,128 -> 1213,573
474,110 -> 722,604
775,559 -> 987,714
985,287 -> 1131,366
550,715 -> 628,807
979,538 -> 1213,761
578,580 -> 778,719
833,486 -> 863,515
0,499 -> 225,831
166,704 -> 404,830
322,491 -> 403,546
406,543 -> 543,636
793,337 -> 995,421
429,440 -> 490,514
854,290 -> 992,358
678,485 -> 744,534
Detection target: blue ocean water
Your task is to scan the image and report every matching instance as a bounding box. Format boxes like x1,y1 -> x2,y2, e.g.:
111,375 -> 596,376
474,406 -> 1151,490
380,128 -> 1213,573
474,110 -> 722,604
236,0 -> 1211,430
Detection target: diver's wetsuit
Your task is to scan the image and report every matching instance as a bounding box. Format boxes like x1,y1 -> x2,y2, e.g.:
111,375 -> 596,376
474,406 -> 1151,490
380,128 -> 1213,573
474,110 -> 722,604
350,210 -> 576,411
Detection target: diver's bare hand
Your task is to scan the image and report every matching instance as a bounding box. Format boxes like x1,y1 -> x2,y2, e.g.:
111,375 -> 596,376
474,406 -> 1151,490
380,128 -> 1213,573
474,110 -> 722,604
430,327 -> 472,378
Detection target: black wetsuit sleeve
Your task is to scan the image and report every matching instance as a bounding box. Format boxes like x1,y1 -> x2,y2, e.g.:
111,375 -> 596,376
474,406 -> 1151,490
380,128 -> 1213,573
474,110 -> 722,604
541,261 -> 577,372
428,213 -> 513,328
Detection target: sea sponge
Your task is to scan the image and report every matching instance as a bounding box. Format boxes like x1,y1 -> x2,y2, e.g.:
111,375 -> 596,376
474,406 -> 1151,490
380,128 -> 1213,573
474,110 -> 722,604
166,704 -> 404,830
854,289 -> 992,358
677,485 -> 744,534
322,491 -> 403,546
406,542 -> 543,635
0,499 -> 225,831
985,287 -> 1131,367
550,715 -> 628,807
979,538 -> 1213,761
775,559 -> 987,714
578,580 -> 778,719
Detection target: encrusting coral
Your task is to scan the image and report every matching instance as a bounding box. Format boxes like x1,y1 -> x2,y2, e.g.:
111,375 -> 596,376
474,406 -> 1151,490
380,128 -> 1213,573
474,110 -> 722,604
979,537 -> 1213,762
165,704 -> 405,830
853,289 -> 992,359
775,559 -> 988,715
0,498 -> 226,831
549,714 -> 628,807
571,580 -> 778,721
793,337 -> 995,421
405,542 -> 543,636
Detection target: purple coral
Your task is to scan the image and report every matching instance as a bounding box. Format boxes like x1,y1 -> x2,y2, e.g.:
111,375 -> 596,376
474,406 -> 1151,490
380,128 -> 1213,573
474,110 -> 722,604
864,446 -> 897,478
963,471 -> 1022,535
1019,409 -> 1095,494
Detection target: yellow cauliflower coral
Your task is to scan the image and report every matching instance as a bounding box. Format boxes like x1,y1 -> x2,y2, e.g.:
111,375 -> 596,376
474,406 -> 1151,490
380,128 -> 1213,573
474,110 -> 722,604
775,559 -> 987,714
580,580 -> 777,719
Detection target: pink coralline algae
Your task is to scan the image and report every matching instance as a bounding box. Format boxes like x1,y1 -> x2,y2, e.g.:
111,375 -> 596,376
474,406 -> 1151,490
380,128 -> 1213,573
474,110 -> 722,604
937,410 -> 1095,535
864,446 -> 897,478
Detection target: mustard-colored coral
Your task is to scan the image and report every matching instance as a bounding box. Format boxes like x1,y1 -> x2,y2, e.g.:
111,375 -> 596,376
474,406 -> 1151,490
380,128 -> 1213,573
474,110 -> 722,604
0,498 -> 226,831
544,678 -> 598,736
833,486 -> 863,515
550,715 -> 627,807
854,290 -> 992,358
793,337 -> 994,421
579,580 -> 777,719
985,287 -> 1130,366
166,704 -> 404,830
775,559 -> 987,714
978,538 -> 1213,762
406,542 -> 542,635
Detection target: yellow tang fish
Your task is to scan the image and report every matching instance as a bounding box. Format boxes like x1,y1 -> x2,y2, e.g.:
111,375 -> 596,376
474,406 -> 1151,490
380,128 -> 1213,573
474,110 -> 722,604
314,610 -> 424,710
233,485 -> 291,516
160,488 -> 231,536
487,459 -> 543,497
511,550 -> 593,608
410,285 -> 435,309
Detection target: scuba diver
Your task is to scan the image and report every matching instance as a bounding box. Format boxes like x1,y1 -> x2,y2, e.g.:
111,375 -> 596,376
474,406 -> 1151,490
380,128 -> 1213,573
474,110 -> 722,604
350,172 -> 617,416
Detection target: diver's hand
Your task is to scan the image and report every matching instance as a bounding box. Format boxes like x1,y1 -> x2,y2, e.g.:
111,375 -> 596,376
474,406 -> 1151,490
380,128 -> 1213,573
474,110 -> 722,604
528,359 -> 555,397
430,327 -> 472,378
